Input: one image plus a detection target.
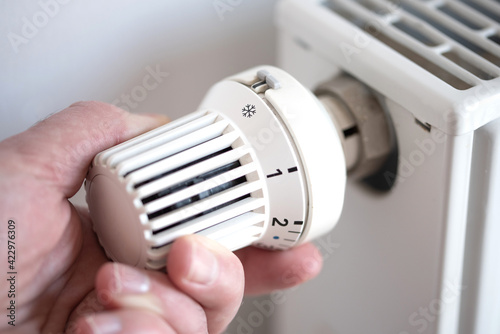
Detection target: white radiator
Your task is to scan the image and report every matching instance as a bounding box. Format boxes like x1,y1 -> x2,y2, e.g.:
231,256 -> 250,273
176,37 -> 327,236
271,0 -> 500,333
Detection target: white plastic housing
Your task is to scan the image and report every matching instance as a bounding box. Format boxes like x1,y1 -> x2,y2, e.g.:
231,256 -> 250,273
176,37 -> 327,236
86,66 -> 346,270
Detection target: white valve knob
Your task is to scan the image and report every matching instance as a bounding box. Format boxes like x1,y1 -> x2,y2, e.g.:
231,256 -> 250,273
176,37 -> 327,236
85,66 -> 346,270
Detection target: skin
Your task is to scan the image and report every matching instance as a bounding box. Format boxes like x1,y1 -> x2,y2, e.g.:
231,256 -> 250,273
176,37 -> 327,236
0,101 -> 323,334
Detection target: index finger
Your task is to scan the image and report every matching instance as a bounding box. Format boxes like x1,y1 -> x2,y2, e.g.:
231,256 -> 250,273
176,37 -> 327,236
0,101 -> 168,198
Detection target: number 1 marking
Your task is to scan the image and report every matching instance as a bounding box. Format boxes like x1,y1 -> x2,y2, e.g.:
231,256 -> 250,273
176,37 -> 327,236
266,169 -> 283,178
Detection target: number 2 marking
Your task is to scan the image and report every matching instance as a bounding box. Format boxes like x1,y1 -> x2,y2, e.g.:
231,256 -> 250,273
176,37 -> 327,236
272,217 -> 289,226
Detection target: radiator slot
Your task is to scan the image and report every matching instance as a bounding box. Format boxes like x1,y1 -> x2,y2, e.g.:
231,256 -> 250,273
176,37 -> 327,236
459,0 -> 500,23
393,18 -> 442,47
325,1 -> 473,90
398,1 -> 500,67
438,3 -> 486,30
443,50 -> 496,81
324,0 -> 500,89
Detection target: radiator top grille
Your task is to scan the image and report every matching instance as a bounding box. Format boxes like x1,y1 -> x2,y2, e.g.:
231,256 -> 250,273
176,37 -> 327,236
324,0 -> 500,90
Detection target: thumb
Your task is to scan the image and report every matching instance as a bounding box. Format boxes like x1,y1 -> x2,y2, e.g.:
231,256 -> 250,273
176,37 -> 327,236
2,101 -> 169,197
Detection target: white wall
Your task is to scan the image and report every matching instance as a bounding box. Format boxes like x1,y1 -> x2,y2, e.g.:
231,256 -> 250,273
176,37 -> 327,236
0,0 -> 278,141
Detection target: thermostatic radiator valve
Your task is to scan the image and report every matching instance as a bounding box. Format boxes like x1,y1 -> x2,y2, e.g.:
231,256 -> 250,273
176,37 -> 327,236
85,66 -> 390,270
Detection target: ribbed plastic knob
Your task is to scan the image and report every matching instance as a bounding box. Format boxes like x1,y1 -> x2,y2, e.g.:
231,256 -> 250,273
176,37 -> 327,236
86,66 -> 346,270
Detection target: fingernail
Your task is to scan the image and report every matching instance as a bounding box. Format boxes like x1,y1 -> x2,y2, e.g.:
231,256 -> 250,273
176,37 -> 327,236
86,314 -> 122,334
112,263 -> 150,294
115,295 -> 164,315
125,113 -> 169,137
187,238 -> 219,285
141,113 -> 170,124
130,112 -> 169,128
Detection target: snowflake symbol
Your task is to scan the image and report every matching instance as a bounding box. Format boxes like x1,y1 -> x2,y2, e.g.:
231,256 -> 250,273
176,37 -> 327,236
242,104 -> 256,118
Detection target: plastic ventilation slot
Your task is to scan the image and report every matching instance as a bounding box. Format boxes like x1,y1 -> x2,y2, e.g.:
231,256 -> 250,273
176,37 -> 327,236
110,114 -> 219,170
93,110 -> 266,271
324,0 -> 500,89
143,162 -> 257,219
146,200 -> 265,258
197,211 -> 264,246
145,197 -> 265,270
135,145 -> 253,199
489,33 -> 500,46
95,111 -> 208,166
119,120 -> 231,178
147,181 -> 262,232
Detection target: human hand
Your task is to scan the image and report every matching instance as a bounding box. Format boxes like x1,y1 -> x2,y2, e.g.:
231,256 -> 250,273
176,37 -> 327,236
0,102 -> 322,334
